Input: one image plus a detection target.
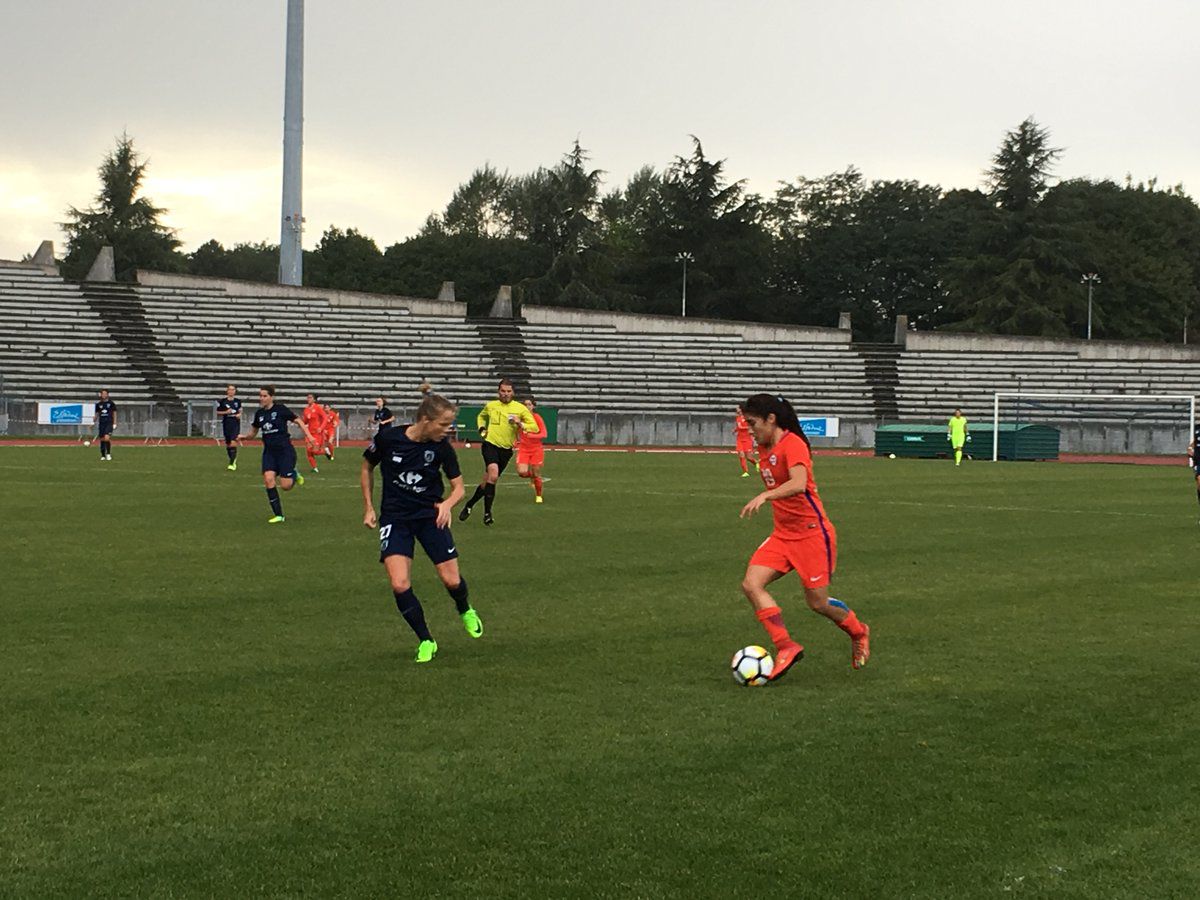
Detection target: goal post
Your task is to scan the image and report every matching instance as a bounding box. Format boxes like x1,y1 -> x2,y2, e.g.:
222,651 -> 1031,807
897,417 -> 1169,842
991,391 -> 1197,461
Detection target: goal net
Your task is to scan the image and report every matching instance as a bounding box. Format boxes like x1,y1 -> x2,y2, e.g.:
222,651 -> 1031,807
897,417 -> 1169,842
991,391 -> 1197,460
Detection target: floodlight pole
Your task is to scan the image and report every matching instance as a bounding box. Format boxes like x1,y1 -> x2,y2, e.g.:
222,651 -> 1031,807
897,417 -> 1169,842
1081,273 -> 1101,340
675,251 -> 693,317
279,0 -> 305,286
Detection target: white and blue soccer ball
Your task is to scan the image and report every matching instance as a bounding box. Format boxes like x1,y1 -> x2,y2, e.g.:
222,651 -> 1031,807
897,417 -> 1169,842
83,439 -> 91,447
731,645 -> 774,686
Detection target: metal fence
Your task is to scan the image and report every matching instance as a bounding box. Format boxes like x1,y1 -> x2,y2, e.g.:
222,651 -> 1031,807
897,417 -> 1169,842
0,396 -> 172,440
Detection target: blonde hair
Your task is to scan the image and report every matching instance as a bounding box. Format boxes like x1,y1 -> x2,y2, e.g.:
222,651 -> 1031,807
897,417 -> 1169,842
416,394 -> 456,421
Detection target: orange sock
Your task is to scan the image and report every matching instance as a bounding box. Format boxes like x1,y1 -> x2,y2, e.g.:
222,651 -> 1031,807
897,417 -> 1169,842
755,605 -> 795,649
533,476 -> 543,497
739,456 -> 747,473
836,608 -> 866,638
305,446 -> 317,468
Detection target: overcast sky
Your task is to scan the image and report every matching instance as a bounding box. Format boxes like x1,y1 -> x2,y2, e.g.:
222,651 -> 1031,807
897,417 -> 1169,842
2,0 -> 1197,261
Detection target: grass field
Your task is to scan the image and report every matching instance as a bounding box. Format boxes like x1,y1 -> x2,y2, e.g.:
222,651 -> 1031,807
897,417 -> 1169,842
2,445 -> 1198,897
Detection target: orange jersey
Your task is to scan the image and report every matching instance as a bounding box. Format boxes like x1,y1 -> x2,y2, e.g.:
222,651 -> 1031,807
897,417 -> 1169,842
734,412 -> 751,437
302,403 -> 327,433
758,431 -> 829,538
516,412 -> 547,448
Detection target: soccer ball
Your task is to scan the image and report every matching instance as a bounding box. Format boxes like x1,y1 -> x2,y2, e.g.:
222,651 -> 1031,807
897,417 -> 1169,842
731,645 -> 774,686
83,440 -> 91,447
465,441 -> 471,449
888,453 -> 896,459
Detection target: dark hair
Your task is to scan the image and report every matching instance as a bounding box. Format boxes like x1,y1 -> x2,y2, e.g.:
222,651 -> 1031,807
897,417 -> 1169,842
260,385 -> 275,397
378,396 -> 388,404
498,378 -> 514,389
416,394 -> 456,422
307,392 -> 319,401
742,393 -> 811,449
524,397 -> 536,406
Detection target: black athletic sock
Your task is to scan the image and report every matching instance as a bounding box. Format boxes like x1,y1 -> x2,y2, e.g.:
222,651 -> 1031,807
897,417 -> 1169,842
99,442 -> 105,458
448,578 -> 470,614
101,440 -> 110,457
227,445 -> 237,462
483,483 -> 496,515
266,487 -> 282,516
394,589 -> 433,641
466,485 -> 486,510
1196,487 -> 1199,507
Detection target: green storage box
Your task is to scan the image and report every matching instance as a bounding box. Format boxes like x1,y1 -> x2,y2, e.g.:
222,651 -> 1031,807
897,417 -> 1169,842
874,423 -> 1059,461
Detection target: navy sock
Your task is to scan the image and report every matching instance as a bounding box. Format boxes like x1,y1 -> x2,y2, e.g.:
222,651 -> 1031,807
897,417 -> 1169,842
266,487 -> 282,516
448,578 -> 470,614
99,441 -> 105,457
483,483 -> 496,515
101,440 -> 110,457
466,485 -> 486,510
395,589 -> 432,641
227,445 -> 237,462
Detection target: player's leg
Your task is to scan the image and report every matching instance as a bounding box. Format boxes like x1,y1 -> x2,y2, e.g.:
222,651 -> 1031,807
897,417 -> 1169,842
954,441 -> 963,466
461,446 -> 492,518
741,548 -> 804,680
790,527 -> 869,668
803,585 -> 870,669
382,546 -> 437,661
419,524 -> 483,638
1194,470 -> 1200,519
277,445 -> 302,490
225,434 -> 238,469
305,440 -> 319,472
482,457 -> 504,524
262,466 -> 285,522
531,460 -> 544,502
737,449 -> 748,475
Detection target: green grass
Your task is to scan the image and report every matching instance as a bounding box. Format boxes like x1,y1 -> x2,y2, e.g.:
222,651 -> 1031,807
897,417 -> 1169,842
2,446 -> 1198,897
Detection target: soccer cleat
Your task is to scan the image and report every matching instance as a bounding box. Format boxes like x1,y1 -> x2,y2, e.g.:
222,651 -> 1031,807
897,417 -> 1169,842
461,608 -> 484,638
768,642 -> 805,681
295,472 -> 305,486
851,624 -> 871,669
325,448 -> 334,460
741,471 -> 750,478
534,496 -> 543,504
227,462 -> 237,471
483,512 -> 494,526
311,467 -> 320,474
458,506 -> 472,522
268,515 -> 285,524
414,639 -> 438,663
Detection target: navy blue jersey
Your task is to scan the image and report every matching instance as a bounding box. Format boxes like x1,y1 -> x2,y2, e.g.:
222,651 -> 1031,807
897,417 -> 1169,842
95,399 -> 116,420
364,424 -> 461,520
372,406 -> 394,430
251,403 -> 298,450
217,397 -> 243,419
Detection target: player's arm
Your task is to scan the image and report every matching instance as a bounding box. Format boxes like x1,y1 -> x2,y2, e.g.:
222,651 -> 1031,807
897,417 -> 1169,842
517,407 -> 541,435
381,411 -> 395,427
361,457 -> 378,528
237,424 -> 259,442
435,475 -> 465,529
740,463 -> 808,519
291,413 -> 315,444
476,405 -> 490,438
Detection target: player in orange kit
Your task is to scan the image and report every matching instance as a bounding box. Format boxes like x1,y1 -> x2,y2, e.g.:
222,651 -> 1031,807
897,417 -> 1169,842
301,393 -> 329,472
734,405 -> 757,477
515,397 -> 548,503
737,393 -> 870,681
321,403 -> 340,460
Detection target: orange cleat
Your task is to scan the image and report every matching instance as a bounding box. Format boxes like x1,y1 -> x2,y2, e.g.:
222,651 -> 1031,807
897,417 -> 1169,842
851,624 -> 871,669
769,642 -> 804,681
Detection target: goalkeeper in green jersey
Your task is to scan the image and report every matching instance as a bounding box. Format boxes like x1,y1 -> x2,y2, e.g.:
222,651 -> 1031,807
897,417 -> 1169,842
947,408 -> 969,466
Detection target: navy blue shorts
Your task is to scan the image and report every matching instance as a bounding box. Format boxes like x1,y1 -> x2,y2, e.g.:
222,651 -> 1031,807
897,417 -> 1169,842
97,419 -> 114,438
482,441 -> 513,474
262,444 -> 297,475
379,517 -> 458,564
223,421 -> 241,443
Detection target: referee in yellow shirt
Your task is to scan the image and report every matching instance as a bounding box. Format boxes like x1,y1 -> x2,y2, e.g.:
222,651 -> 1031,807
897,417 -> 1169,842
947,408 -> 969,466
459,379 -> 539,526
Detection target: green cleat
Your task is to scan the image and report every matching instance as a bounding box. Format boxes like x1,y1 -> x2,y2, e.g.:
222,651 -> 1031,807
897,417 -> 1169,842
461,608 -> 483,638
227,463 -> 236,471
414,639 -> 438,663
295,472 -> 305,486
267,515 -> 285,524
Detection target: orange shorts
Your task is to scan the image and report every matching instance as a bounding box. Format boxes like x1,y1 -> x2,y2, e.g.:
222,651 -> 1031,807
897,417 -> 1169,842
517,446 -> 545,467
735,437 -> 754,454
749,525 -> 838,588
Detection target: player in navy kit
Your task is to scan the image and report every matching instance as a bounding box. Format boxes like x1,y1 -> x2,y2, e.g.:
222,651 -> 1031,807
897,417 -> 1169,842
371,396 -> 395,432
1188,422 -> 1200,523
237,385 -> 316,524
216,384 -> 243,470
95,389 -> 117,460
361,393 -> 483,663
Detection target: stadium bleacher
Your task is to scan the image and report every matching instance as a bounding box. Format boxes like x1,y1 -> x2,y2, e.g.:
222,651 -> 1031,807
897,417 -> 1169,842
2,260 -> 1196,447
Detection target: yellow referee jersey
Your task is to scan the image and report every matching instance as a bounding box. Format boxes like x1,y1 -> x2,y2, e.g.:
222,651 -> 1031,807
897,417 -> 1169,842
477,400 -> 538,450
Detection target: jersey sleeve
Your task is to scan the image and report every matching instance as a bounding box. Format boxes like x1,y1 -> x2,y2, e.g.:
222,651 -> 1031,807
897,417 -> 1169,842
517,404 -> 539,433
532,413 -> 547,439
441,441 -> 461,480
363,432 -> 385,466
381,407 -> 392,421
280,404 -> 297,423
477,405 -> 490,431
787,433 -> 813,472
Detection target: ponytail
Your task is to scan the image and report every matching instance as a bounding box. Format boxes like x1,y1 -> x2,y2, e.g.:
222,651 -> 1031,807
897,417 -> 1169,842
743,393 -> 811,450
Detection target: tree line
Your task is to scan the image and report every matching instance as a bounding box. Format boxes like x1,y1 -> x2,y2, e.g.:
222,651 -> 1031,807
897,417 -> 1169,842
59,120 -> 1200,342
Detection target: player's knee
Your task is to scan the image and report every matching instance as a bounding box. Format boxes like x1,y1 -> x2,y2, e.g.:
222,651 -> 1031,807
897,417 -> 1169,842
740,577 -> 760,599
390,576 -> 412,593
263,474 -> 277,488
803,590 -> 827,611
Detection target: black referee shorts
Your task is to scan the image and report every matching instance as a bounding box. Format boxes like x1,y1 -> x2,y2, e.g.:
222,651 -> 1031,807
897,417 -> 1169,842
481,441 -> 514,475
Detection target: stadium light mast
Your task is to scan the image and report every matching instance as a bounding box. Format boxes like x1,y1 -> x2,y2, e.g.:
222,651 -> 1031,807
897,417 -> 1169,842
278,0 -> 305,286
676,251 -> 694,317
1081,272 -> 1101,339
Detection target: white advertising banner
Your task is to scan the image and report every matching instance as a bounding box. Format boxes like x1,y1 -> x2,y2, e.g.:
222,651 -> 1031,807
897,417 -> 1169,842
37,401 -> 95,426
